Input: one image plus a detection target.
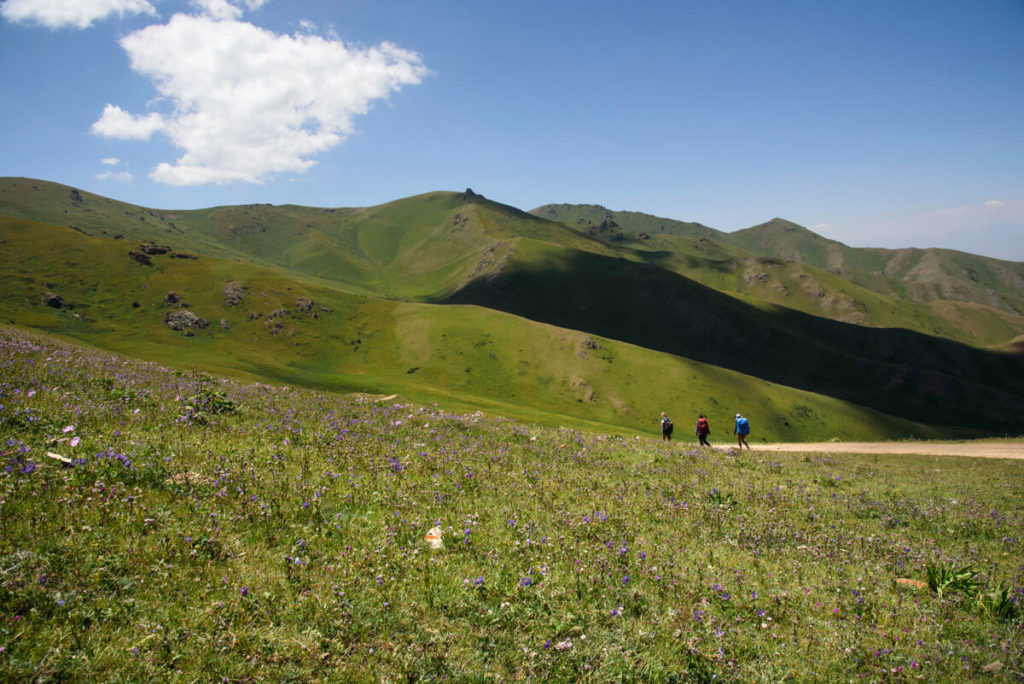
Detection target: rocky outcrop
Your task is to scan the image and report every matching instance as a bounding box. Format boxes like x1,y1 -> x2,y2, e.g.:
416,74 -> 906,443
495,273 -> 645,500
41,292 -> 65,309
128,251 -> 152,266
223,282 -> 245,307
137,242 -> 170,255
164,309 -> 209,336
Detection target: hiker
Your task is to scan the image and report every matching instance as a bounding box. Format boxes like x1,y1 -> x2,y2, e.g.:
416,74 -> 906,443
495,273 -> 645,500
660,412 -> 674,441
733,413 -> 751,450
696,414 -> 711,447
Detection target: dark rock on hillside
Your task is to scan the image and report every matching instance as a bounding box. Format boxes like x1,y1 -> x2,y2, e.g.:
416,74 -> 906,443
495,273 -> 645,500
128,251 -> 152,266
138,242 -> 170,255
460,188 -> 483,201
598,212 -> 618,230
170,252 -> 197,259
164,309 -> 208,335
164,291 -> 181,306
70,189 -> 83,204
223,282 -> 245,307
295,297 -> 314,313
41,292 -> 65,309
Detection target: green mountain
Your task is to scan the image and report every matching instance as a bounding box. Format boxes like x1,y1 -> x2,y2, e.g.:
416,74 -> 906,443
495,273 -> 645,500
726,218 -> 1024,313
529,204 -> 1024,346
2,177 -> 1022,439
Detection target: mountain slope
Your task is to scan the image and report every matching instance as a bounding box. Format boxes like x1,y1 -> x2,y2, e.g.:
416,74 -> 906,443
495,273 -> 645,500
3,178 -> 1023,438
724,218 -> 1024,315
0,212 -> 945,440
529,203 -> 1024,346
445,238 -> 1024,433
7,179 -> 1021,348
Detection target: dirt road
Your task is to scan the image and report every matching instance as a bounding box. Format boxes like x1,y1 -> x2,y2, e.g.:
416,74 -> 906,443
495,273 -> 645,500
751,441 -> 1024,460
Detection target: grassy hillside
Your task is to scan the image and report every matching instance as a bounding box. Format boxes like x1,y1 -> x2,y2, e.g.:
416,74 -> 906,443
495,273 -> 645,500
3,178 -> 1023,439
0,214 -> 948,441
446,239 -> 1024,434
6,178 -> 1023,347
2,326 -> 1022,681
529,204 -> 1024,346
725,218 -> 1024,315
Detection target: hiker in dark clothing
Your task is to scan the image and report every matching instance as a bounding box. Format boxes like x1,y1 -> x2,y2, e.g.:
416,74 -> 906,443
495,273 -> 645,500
696,414 -> 711,447
660,412 -> 674,441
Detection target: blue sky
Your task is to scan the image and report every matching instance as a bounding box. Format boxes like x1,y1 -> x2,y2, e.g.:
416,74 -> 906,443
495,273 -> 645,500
2,0 -> 1023,260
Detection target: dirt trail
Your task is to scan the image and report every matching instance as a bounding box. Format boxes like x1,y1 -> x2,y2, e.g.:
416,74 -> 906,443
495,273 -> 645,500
750,441 -> 1024,460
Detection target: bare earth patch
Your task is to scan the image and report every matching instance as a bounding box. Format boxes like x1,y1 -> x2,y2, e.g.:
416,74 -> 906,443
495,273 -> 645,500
751,441 -> 1024,460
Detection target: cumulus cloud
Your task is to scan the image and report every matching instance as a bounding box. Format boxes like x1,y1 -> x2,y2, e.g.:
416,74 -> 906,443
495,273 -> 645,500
0,0 -> 156,29
101,157 -> 121,165
91,12 -> 428,185
94,170 -> 134,182
91,104 -> 164,140
189,0 -> 241,21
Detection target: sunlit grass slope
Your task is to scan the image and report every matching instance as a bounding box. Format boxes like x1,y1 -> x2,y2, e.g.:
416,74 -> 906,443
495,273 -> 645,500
0,215 -> 952,441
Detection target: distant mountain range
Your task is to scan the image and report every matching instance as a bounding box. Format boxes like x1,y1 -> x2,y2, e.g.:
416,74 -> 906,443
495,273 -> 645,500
2,177 -> 1022,439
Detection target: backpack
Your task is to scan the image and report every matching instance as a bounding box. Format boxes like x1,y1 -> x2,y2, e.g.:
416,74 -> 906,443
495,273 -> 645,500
662,417 -> 673,434
736,417 -> 750,435
697,417 -> 709,435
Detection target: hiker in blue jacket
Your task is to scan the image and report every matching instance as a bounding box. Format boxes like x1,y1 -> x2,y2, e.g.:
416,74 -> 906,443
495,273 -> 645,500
733,413 -> 751,450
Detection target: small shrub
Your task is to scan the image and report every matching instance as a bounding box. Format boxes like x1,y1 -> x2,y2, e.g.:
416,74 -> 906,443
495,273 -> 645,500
179,389 -> 237,425
926,562 -> 982,599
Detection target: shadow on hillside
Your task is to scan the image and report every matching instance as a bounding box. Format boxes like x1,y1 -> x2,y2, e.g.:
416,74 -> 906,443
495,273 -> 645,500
444,248 -> 1024,434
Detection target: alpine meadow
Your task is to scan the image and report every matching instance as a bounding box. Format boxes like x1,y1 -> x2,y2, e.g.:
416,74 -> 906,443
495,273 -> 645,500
1,178 -> 1023,681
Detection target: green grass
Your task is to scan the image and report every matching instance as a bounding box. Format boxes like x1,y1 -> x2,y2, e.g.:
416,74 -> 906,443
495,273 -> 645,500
1,325 -> 1022,681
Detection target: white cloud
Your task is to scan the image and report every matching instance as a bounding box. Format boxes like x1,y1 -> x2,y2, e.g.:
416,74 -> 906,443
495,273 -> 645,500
189,0 -> 242,21
94,170 -> 134,182
187,0 -> 271,21
101,157 -> 121,165
0,0 -> 156,29
91,104 -> 164,140
91,12 -> 427,185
